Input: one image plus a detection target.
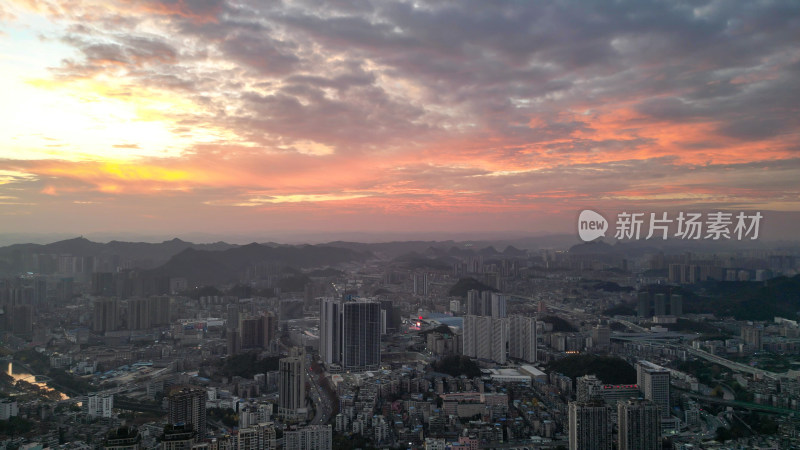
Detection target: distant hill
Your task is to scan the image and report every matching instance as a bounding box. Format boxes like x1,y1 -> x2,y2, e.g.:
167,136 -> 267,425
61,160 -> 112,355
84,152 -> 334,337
307,267 -> 344,277
0,237 -> 238,274
392,252 -> 454,270
546,355 -> 636,385
683,275 -> 800,320
150,243 -> 368,285
541,315 -> 578,332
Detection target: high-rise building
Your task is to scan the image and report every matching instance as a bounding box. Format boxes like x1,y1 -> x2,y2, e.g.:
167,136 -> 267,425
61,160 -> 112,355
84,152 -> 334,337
103,426 -> 141,450
636,361 -> 670,418
320,298 -> 381,371
466,290 -> 481,315
480,291 -> 493,316
379,299 -> 400,332
742,324 -> 763,351
237,422 -> 277,450
618,398 -> 661,450
599,384 -> 641,406
490,293 -> 507,318
341,301 -> 381,370
128,298 -> 151,330
239,313 -> 276,350
449,299 -> 461,314
279,349 -> 306,419
0,400 -> 18,420
227,304 -> 240,331
283,425 -> 332,450
11,305 -> 32,338
462,315 -> 506,364
319,298 -> 341,367
568,399 -> 613,450
412,273 -> 429,296
637,292 -> 650,318
591,325 -> 610,350
669,294 -> 682,316
87,393 -> 114,418
653,294 -> 667,316
94,298 -> 119,333
92,272 -> 115,296
167,387 -> 207,439
148,296 -> 171,326
508,315 -> 536,363
576,375 -> 603,402
160,424 -> 195,450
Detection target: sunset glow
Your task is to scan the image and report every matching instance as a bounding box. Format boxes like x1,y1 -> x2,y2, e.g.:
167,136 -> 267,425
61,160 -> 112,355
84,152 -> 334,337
1,0 -> 798,239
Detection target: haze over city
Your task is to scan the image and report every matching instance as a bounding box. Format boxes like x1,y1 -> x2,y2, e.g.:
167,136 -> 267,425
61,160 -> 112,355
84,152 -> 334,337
1,0 -> 799,241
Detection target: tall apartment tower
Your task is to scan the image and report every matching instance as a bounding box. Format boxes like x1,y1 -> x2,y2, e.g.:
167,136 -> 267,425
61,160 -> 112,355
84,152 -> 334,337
462,315 -> 506,364
148,296 -> 171,326
284,425 -> 332,450
342,300 -> 381,370
412,273 -> 429,296
279,348 -> 306,419
319,298 -> 341,367
93,298 -> 119,333
237,422 -> 277,450
653,294 -> 667,316
319,298 -> 381,371
466,289 -> 481,315
239,313 -> 276,350
490,293 -> 507,318
508,315 -> 537,363
128,298 -> 151,330
669,294 -> 683,316
618,398 -> 661,450
637,292 -> 650,318
741,324 -> 763,351
480,290 -> 493,316
568,399 -> 613,450
167,387 -> 207,439
636,361 -> 671,418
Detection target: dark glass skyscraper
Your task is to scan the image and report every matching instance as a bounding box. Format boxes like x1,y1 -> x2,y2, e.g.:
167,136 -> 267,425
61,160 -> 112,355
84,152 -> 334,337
320,298 -> 381,372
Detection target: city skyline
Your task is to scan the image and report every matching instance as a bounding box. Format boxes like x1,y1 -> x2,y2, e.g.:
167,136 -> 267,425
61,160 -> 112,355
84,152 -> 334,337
1,0 -> 799,239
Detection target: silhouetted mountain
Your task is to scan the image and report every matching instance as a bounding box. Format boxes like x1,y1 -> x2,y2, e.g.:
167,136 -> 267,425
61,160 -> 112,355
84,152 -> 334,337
151,243 -> 368,285
567,240 -> 616,255
325,241 -> 460,259
447,246 -> 475,257
392,252 -> 453,270
307,268 -> 344,277
502,245 -> 526,257
478,246 -> 499,256
546,355 -> 636,385
0,237 -> 240,274
682,275 -> 800,320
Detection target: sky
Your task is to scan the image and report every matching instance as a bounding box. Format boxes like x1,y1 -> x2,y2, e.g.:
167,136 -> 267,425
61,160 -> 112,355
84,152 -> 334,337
0,0 -> 799,243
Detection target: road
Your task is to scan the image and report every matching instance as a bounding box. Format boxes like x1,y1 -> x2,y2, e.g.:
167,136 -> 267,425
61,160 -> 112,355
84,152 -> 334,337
306,355 -> 335,425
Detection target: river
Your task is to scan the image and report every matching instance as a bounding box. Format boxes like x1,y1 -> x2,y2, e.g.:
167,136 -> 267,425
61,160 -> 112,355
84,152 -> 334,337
4,361 -> 69,400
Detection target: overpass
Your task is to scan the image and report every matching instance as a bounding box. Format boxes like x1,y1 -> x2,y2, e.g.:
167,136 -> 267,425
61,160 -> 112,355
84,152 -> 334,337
683,392 -> 798,416
684,346 -> 773,377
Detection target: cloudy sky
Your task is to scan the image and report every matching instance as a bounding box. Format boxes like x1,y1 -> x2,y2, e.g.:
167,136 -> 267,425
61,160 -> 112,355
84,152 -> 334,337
1,0 -> 798,242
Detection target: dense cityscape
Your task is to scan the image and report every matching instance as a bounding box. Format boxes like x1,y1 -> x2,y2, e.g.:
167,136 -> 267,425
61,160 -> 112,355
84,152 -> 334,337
0,237 -> 799,449
3,0 -> 800,448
